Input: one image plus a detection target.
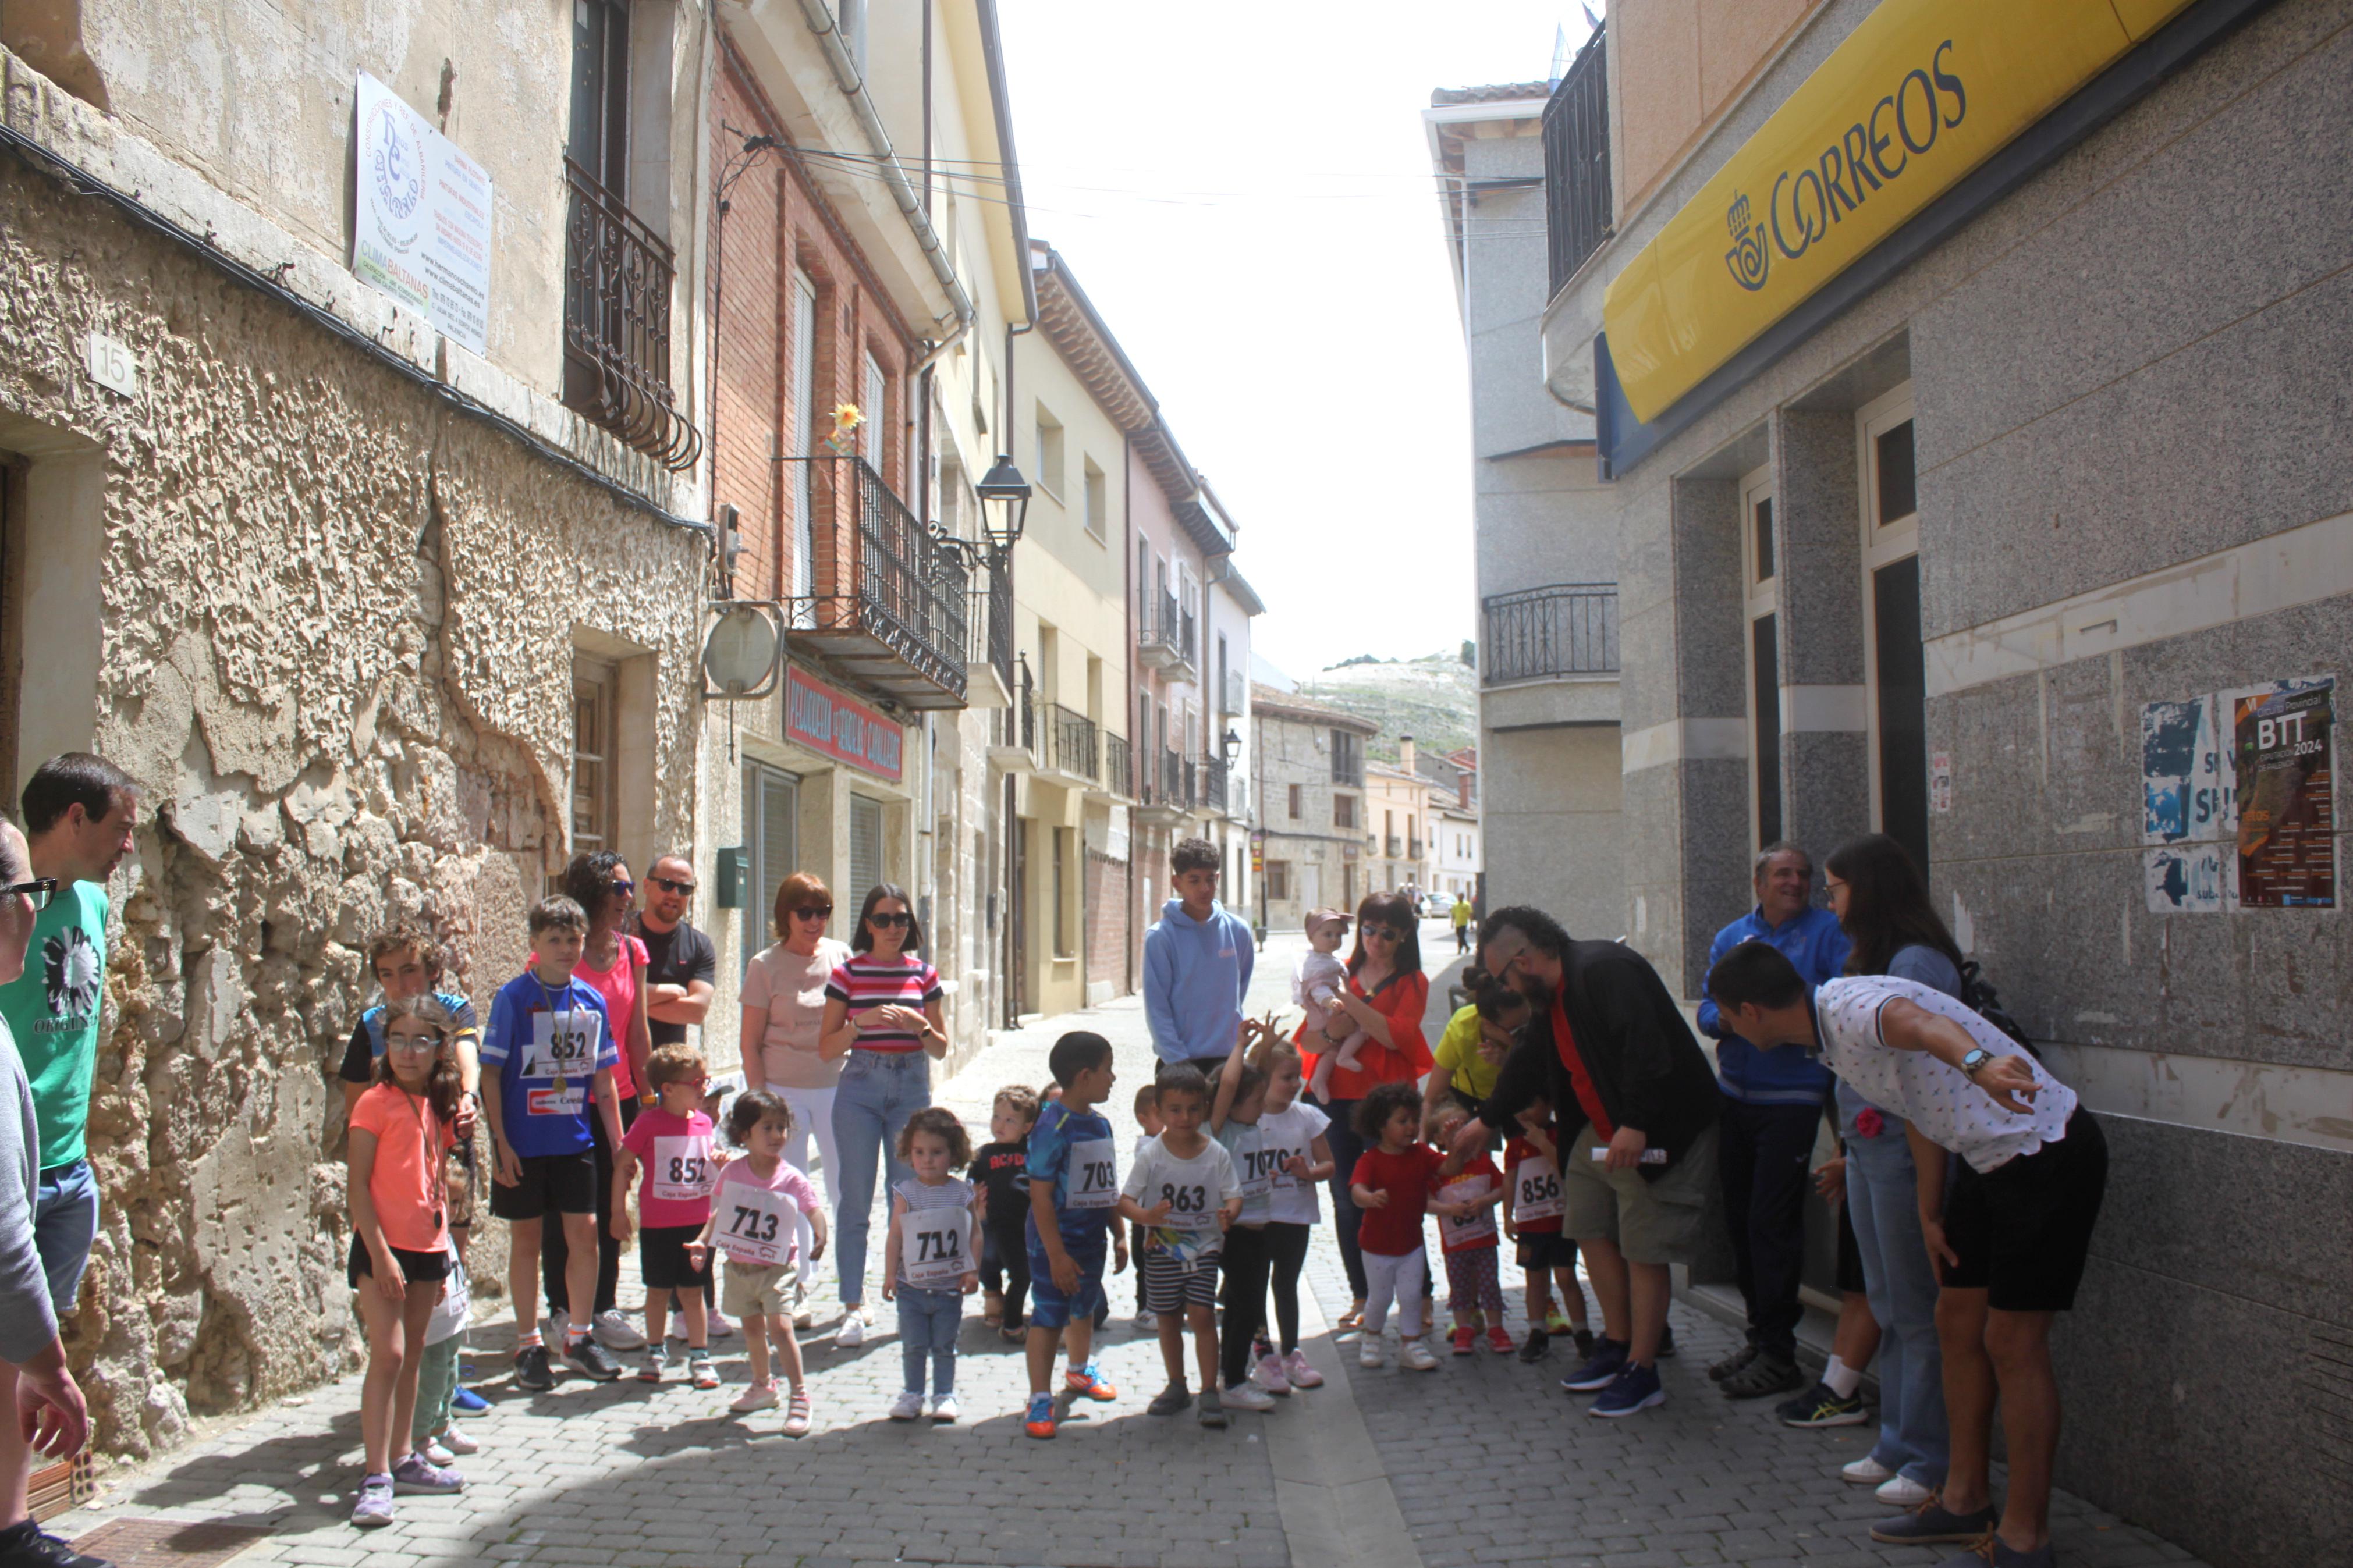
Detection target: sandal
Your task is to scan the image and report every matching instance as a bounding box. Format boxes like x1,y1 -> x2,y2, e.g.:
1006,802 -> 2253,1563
783,1387 -> 812,1438
1334,1302 -> 1365,1335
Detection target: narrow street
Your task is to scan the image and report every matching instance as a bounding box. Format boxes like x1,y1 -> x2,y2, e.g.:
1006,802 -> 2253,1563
41,925 -> 2202,1568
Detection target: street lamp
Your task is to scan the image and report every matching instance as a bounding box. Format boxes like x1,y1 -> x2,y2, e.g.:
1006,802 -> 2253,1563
976,454 -> 1032,553
1220,728 -> 1241,767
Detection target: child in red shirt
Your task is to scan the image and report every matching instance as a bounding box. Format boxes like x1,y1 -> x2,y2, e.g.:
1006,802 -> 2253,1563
613,1044 -> 727,1388
1503,1100 -> 1594,1363
1431,1105 -> 1510,1355
1346,1082 -> 1443,1373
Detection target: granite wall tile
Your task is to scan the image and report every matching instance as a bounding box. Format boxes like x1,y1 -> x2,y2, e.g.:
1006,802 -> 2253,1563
1772,409 -> 1868,688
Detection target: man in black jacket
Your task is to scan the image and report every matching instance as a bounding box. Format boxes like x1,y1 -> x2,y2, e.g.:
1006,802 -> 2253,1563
1455,906 -> 1720,1418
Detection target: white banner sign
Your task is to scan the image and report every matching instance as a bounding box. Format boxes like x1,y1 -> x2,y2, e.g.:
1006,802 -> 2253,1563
352,73 -> 493,354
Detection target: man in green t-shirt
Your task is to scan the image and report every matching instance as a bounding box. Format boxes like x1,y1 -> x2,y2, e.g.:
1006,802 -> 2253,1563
0,754 -> 137,1318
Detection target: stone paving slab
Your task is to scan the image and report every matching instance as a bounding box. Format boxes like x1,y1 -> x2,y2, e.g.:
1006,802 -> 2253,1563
44,926 -> 2208,1568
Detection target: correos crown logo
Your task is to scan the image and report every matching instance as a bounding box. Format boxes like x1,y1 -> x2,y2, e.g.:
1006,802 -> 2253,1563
1724,193 -> 1770,292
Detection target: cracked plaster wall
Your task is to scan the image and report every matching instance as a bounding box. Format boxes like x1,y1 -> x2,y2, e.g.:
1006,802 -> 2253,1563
0,154 -> 707,1459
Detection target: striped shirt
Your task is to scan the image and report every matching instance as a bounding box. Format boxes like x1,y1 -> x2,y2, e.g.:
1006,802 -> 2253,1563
825,954 -> 943,1053
893,1175 -> 977,1286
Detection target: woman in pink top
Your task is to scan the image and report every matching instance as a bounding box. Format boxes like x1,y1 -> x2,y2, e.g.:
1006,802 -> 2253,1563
541,851 -> 656,1353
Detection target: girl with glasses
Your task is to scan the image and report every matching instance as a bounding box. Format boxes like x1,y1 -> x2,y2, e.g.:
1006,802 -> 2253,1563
818,884 -> 946,1346
740,873 -> 853,1325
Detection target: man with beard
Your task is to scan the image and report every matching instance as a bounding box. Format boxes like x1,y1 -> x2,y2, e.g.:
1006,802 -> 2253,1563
1451,906 -> 1719,1417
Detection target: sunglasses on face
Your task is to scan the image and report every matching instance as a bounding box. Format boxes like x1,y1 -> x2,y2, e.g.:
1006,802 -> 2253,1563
869,912 -> 914,929
1366,926 -> 1408,942
650,876 -> 695,895
0,877 -> 57,912
792,905 -> 833,922
606,879 -> 636,897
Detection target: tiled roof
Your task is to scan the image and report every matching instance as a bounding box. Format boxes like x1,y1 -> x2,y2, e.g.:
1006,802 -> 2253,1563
1428,81 -> 1554,107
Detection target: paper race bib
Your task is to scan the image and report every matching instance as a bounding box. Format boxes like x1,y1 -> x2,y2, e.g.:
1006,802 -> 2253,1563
1151,1178 -> 1220,1231
717,1184 -> 799,1268
1437,1175 -> 1497,1251
1067,1136 -> 1118,1210
1512,1157 -> 1564,1223
524,1009 -> 599,1080
650,1135 -> 717,1204
1234,1142 -> 1282,1201
901,1206 -> 973,1289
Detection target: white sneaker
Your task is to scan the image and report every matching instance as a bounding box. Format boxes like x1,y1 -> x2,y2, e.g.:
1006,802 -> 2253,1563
835,1315 -> 866,1349
730,1381 -> 779,1413
1221,1382 -> 1277,1412
438,1423 -> 480,1455
1358,1339 -> 1385,1369
1841,1455 -> 1896,1485
1398,1338 -> 1440,1373
707,1307 -> 736,1338
419,1436 -> 455,1466
666,1321 -> 688,1343
1875,1474 -> 1935,1507
928,1393 -> 960,1424
1133,1310 -> 1157,1332
593,1309 -> 647,1350
888,1389 -> 925,1421
545,1311 -> 569,1345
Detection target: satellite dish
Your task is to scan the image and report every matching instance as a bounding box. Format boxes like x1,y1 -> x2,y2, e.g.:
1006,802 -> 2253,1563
702,604 -> 780,698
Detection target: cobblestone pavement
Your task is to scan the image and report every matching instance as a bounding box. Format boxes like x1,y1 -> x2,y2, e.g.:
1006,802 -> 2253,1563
45,924 -> 2205,1568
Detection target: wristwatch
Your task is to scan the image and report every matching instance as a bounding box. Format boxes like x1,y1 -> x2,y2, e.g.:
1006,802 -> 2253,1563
1958,1047 -> 1994,1078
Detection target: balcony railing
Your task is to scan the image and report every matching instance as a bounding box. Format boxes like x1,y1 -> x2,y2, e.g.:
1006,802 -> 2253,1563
1138,589 -> 1196,672
1481,584 -> 1619,686
1408,838 -> 1424,860
1140,748 -> 1194,813
1542,30 -> 1612,296
970,550 -> 1013,696
779,454 -> 971,709
1201,756 -> 1229,815
1387,835 -> 1404,857
562,158 -> 700,471
1041,702 -> 1099,783
1104,733 -> 1133,798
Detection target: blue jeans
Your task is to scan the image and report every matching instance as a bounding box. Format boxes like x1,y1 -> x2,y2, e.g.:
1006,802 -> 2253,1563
35,1158 -> 101,1314
831,1051 -> 930,1307
896,1285 -> 961,1396
1841,1089 -> 1949,1487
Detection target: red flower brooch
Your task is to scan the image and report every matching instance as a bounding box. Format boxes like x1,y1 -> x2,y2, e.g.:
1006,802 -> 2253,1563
1854,1107 -> 1885,1139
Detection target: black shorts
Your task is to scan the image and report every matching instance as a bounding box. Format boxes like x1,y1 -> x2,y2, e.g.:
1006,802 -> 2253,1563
348,1235 -> 453,1289
640,1224 -> 713,1290
488,1150 -> 598,1221
1942,1108 -> 2107,1313
1516,1231 -> 1576,1272
1836,1194 -> 1866,1295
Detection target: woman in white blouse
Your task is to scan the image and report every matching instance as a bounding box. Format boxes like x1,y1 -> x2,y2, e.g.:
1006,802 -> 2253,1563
739,872 -> 852,1319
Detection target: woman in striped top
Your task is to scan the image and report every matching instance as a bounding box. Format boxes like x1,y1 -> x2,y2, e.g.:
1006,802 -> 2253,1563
818,884 -> 947,1344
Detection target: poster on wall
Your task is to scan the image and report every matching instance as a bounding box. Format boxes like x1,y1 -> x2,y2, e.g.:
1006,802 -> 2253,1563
2140,692 -> 2234,913
2230,677 -> 2335,909
351,73 -> 494,354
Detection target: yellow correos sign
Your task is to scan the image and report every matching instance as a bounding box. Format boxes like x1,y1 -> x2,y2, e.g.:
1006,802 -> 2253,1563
1602,0 -> 2194,425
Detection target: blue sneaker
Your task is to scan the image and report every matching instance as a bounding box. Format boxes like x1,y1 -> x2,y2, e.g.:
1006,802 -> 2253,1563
450,1386 -> 489,1414
1560,1337 -> 1628,1392
1023,1391 -> 1058,1439
1588,1360 -> 1665,1418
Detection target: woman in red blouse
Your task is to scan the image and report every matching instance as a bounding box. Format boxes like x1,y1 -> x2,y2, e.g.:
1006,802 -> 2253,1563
1301,890 -> 1433,1332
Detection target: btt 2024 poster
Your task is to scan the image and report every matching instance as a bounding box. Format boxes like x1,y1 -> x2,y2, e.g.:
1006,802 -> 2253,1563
2231,677 -> 2334,909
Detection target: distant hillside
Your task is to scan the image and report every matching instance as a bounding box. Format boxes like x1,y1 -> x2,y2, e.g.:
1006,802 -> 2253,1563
1298,654 -> 1478,764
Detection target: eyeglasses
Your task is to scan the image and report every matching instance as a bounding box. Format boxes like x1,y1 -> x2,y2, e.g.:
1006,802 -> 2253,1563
650,876 -> 695,895
606,879 -> 636,897
0,877 -> 56,912
386,1036 -> 443,1055
792,905 -> 833,922
869,912 -> 914,929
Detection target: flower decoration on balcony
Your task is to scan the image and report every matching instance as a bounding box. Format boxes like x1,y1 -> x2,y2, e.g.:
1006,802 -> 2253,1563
824,402 -> 864,454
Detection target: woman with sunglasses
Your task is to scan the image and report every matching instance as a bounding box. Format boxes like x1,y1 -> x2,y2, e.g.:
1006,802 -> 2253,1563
818,883 -> 947,1347
740,873 -> 853,1321
1301,891 -> 1435,1334
536,852 -> 656,1354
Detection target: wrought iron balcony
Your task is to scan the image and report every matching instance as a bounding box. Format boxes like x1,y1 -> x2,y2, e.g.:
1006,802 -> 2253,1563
967,550 -> 1013,705
1201,756 -> 1231,815
1039,702 -> 1099,786
1138,589 -> 1197,675
1542,30 -> 1612,296
1481,584 -> 1619,687
778,454 -> 971,710
1103,733 -> 1133,799
1387,835 -> 1404,857
1408,838 -> 1424,860
562,158 -> 700,471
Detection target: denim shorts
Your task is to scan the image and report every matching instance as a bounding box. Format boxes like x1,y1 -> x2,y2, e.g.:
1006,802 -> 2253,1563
1025,1238 -> 1107,1329
35,1158 -> 102,1314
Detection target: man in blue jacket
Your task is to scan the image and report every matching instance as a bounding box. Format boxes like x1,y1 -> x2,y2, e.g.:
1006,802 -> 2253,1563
1142,837 -> 1255,1075
1695,841 -> 1849,1399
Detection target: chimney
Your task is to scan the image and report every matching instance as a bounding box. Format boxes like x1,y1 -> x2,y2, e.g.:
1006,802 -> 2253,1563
1398,734 -> 1417,774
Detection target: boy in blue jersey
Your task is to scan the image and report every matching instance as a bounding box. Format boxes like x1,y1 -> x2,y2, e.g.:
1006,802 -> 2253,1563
1022,1031 -> 1127,1438
479,896 -> 626,1389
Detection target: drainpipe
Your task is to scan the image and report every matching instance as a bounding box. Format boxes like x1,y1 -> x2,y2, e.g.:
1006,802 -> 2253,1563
790,0 -> 973,346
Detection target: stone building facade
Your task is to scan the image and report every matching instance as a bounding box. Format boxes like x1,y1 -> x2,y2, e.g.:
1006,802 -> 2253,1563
1250,687 -> 1376,931
0,0 -> 712,1457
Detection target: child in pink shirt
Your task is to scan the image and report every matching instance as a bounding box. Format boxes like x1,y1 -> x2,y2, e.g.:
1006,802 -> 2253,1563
613,1045 -> 726,1388
693,1089 -> 824,1435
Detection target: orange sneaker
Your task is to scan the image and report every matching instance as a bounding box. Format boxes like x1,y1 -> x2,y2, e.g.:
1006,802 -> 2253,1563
1024,1391 -> 1057,1438
1064,1361 -> 1118,1401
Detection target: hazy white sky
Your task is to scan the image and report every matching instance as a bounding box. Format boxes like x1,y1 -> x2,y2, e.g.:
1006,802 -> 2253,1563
995,1 -> 1589,681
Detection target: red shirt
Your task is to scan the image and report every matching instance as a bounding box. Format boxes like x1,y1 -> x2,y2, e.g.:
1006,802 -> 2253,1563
1349,1142 -> 1444,1257
1299,969 -> 1434,1101
1551,993 -> 1615,1140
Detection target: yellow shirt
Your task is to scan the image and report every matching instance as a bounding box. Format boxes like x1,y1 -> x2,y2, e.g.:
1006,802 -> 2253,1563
1431,1004 -> 1500,1103
1451,900 -> 1472,930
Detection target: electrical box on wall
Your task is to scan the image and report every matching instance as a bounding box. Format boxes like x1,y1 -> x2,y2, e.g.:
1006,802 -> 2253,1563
715,847 -> 748,908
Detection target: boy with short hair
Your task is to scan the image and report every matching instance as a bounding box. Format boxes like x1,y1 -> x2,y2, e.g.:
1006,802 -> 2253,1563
1122,1065 -> 1243,1426
1142,837 -> 1255,1074
479,895 -> 626,1389
1022,1032 -> 1127,1438
975,1086 -> 1041,1338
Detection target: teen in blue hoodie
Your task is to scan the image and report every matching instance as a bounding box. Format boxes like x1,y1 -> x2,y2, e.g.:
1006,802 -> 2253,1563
1143,838 -> 1255,1072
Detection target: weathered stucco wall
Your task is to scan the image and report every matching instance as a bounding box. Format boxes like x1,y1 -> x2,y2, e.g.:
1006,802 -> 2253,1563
0,148 -> 708,1456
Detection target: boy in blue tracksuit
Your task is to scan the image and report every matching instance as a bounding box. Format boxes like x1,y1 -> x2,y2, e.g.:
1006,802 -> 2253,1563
1142,837 -> 1256,1075
1693,842 -> 1850,1398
